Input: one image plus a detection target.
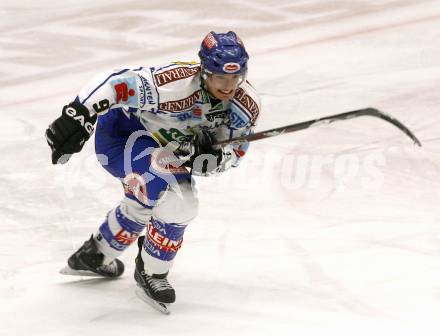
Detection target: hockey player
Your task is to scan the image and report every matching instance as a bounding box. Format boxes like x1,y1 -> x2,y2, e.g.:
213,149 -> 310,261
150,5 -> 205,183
45,31 -> 261,313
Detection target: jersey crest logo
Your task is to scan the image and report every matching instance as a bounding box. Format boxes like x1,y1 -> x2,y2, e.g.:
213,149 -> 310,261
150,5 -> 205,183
159,90 -> 201,112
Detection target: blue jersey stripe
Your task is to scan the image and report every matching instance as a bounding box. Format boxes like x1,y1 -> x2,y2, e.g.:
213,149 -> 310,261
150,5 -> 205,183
154,63 -> 176,72
81,69 -> 130,104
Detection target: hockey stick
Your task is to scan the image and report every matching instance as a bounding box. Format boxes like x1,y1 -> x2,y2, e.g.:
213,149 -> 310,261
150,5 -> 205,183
215,107 -> 422,147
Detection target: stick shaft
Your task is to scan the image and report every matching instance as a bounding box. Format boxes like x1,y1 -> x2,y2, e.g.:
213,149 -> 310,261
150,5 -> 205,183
215,107 -> 421,146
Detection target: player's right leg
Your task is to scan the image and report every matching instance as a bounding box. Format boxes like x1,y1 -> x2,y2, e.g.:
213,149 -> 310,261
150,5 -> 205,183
61,195 -> 151,277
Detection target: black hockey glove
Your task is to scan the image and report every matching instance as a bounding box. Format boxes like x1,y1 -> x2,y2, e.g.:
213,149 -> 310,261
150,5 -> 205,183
177,131 -> 232,176
45,101 -> 97,164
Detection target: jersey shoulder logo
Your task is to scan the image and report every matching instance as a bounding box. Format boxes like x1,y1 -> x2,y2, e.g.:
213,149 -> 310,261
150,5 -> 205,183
232,87 -> 260,125
153,64 -> 200,87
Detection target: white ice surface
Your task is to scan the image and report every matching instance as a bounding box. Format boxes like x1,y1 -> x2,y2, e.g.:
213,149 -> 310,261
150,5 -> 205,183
0,1 -> 439,335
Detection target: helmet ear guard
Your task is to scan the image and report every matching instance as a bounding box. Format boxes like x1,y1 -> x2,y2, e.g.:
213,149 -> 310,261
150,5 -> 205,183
199,63 -> 210,81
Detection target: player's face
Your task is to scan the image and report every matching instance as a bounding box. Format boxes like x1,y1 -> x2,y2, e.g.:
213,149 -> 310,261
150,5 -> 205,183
205,73 -> 245,100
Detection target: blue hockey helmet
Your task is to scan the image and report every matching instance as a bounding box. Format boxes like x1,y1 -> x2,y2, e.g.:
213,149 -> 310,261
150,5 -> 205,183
199,31 -> 249,75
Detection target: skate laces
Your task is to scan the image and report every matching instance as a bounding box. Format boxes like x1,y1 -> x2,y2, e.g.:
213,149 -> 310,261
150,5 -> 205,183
97,261 -> 118,274
147,277 -> 173,292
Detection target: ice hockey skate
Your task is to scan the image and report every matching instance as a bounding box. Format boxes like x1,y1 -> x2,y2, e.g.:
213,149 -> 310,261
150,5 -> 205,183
60,235 -> 124,278
134,236 -> 175,314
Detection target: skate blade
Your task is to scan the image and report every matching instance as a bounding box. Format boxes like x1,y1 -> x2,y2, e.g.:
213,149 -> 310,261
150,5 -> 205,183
59,265 -> 102,277
135,287 -> 171,315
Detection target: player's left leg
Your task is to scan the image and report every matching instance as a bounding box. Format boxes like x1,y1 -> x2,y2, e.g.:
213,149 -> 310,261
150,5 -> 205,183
134,177 -> 198,305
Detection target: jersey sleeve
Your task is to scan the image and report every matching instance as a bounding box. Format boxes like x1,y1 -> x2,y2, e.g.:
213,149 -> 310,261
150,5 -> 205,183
215,81 -> 261,168
75,68 -> 158,116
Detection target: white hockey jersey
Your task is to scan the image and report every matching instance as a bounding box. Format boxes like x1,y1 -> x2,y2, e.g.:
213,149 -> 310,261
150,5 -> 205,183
76,61 -> 261,168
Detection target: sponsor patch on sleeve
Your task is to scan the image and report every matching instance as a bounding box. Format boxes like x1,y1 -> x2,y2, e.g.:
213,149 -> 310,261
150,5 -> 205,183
229,102 -> 251,129
137,74 -> 158,111
110,77 -> 139,106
